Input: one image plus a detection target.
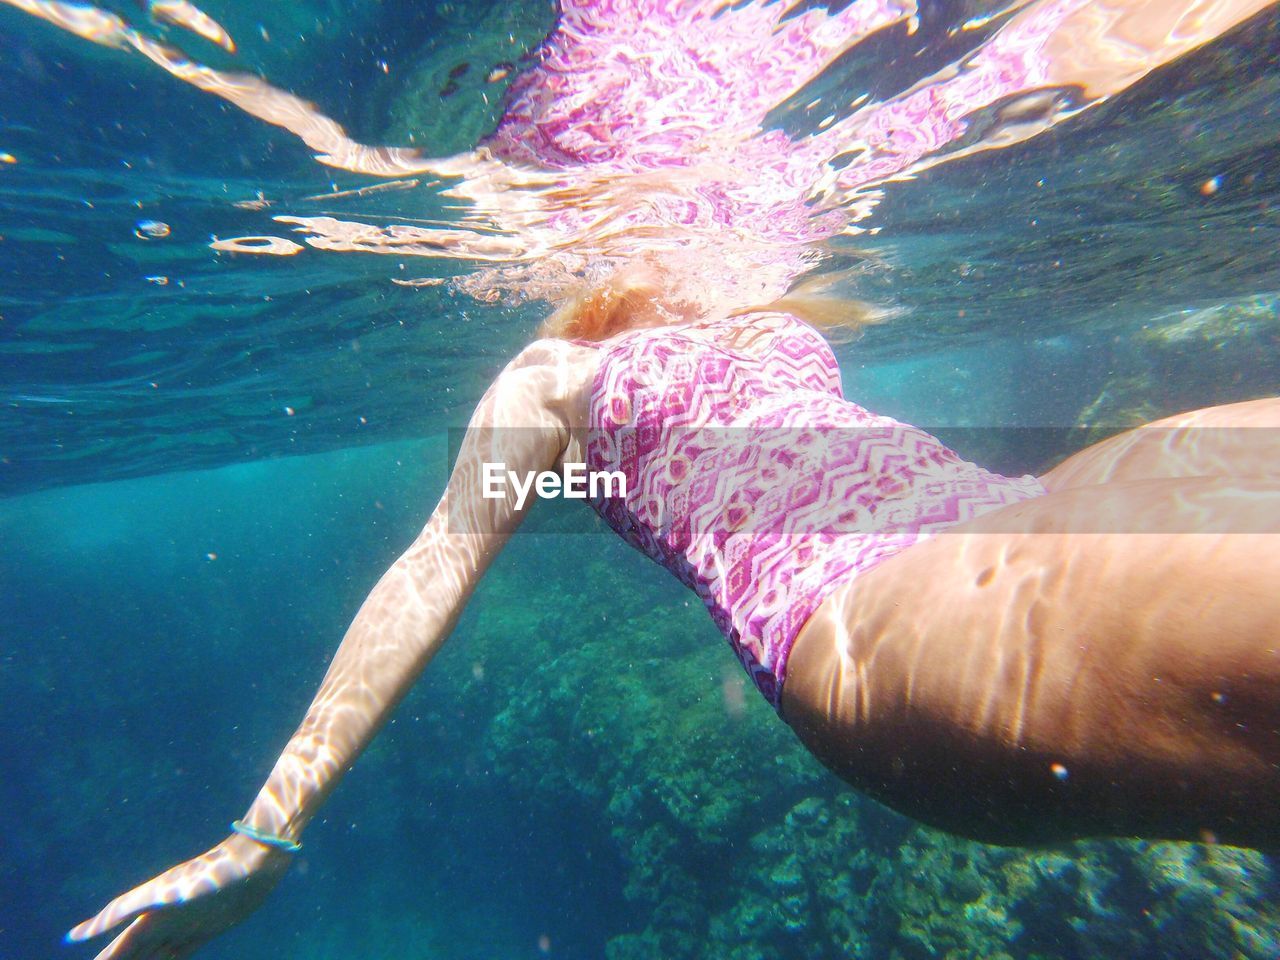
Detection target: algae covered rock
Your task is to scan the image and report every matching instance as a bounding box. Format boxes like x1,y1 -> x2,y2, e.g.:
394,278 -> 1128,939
1129,843 -> 1280,959
417,529 -> 1280,960
1073,294 -> 1280,438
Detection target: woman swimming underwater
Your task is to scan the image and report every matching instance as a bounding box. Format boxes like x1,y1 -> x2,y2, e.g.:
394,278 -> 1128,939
68,266 -> 1280,959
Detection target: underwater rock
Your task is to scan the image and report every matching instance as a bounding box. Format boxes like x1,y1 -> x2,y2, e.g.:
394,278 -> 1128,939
1072,293 -> 1280,442
1071,376 -> 1167,446
1129,843 -> 1280,959
421,535 -> 1280,960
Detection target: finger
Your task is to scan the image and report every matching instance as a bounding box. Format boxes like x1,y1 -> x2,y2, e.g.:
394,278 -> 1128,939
89,912 -> 192,960
89,915 -> 152,960
69,847 -> 227,944
69,841 -> 252,944
68,894 -> 149,942
68,876 -> 180,943
85,906 -> 206,960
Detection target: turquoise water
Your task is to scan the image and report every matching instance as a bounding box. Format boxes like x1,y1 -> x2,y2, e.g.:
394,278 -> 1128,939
3,1 -> 1280,958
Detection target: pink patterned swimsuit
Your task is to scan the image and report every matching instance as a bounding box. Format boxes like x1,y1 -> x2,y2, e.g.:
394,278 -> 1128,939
584,315 -> 1046,709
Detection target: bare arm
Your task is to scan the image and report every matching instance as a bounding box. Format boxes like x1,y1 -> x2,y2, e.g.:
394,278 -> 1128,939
241,339 -> 584,843
68,338 -> 593,955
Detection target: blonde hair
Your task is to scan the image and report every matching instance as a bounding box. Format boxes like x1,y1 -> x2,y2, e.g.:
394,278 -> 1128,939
539,260 -> 697,341
539,260 -> 883,343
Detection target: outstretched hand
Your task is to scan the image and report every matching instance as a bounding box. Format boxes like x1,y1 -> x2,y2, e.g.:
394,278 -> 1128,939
67,832 -> 291,960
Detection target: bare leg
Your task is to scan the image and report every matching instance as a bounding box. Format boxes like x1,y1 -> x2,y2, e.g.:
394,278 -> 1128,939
781,477 -> 1280,848
1043,397 -> 1280,490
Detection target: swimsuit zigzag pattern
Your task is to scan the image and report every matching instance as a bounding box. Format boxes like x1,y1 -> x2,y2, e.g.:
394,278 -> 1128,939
585,315 -> 1046,709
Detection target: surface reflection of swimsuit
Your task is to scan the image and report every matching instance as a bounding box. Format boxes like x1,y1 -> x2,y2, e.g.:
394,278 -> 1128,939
584,315 -> 1046,709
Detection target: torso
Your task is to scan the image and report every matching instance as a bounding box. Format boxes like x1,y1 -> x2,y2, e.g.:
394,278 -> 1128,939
551,316 -> 792,465
572,313 -> 1046,708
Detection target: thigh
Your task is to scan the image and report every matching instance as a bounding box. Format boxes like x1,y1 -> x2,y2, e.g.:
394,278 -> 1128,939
1042,397 -> 1280,491
781,477 -> 1280,847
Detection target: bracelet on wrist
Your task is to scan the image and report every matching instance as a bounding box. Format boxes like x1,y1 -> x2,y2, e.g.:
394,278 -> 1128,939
230,819 -> 302,853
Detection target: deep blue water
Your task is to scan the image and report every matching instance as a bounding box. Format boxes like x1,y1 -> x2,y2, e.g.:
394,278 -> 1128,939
0,442 -> 661,959
4,2 -> 1280,959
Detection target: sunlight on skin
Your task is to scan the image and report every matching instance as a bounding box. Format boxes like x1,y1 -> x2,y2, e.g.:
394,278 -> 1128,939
783,398 -> 1280,848
56,319 -> 1280,954
1041,398 -> 1280,490
63,313 -> 815,953
11,0 -> 1278,950
67,833 -> 289,958
230,340 -> 594,848
66,338 -> 597,957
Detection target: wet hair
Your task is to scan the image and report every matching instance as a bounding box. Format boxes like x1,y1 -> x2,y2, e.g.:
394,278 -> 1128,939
538,278 -> 654,342
539,260 -> 883,343
538,263 -> 693,341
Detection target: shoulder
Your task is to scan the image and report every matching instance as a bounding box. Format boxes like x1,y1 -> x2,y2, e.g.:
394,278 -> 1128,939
488,338 -> 598,427
507,336 -> 600,372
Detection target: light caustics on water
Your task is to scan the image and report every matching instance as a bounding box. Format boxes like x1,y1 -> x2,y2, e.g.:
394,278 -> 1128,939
4,0 -> 1275,314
